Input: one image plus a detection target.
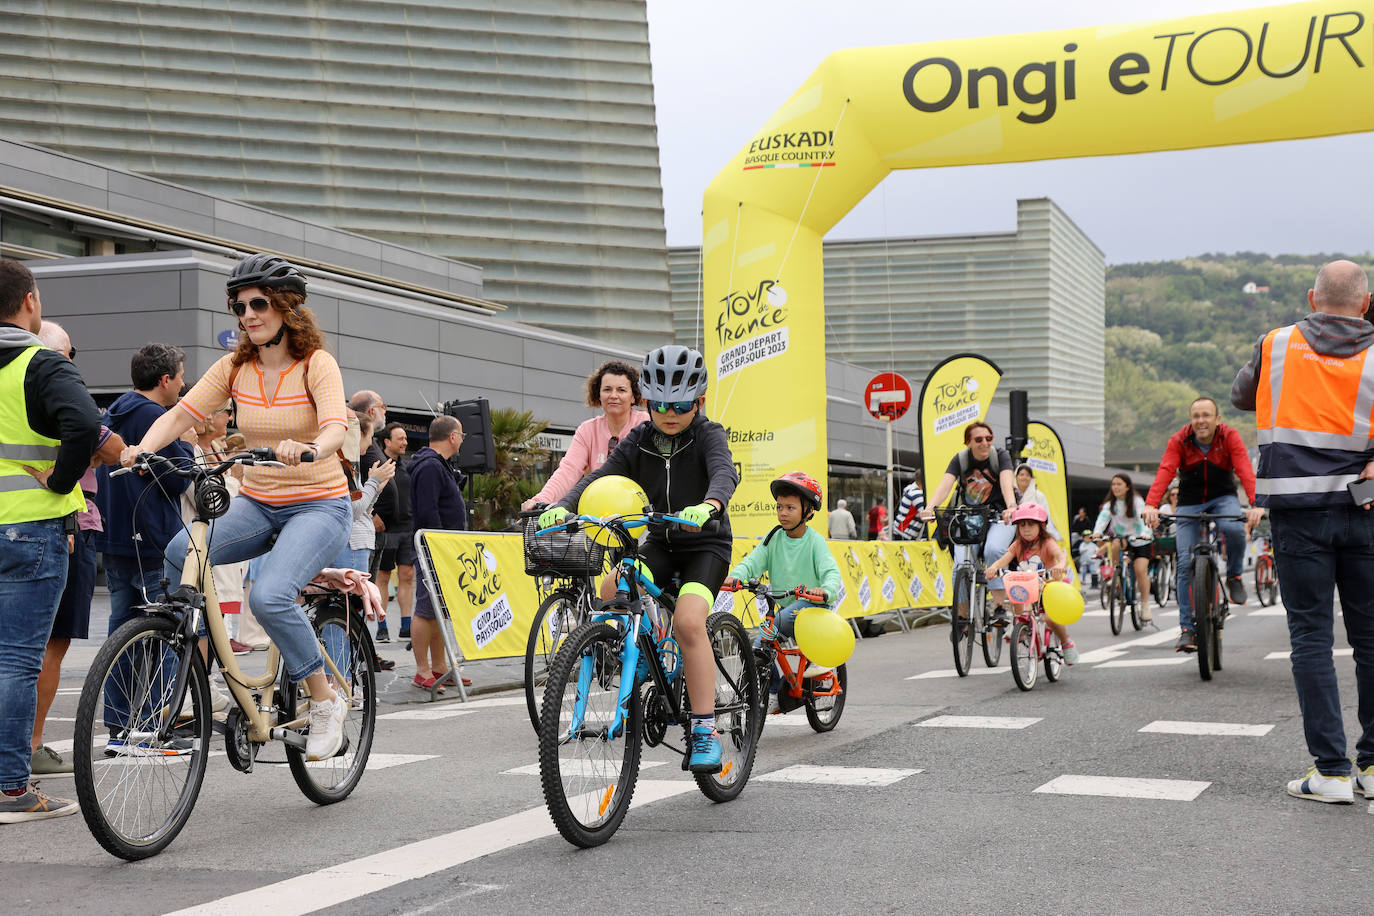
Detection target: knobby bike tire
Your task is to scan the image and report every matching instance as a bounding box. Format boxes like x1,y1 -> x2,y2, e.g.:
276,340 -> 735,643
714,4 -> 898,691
804,663 -> 848,733
1109,572 -> 1124,636
952,565 -> 975,677
694,612 -> 759,803
525,588 -> 584,734
283,598 -> 377,804
1192,556 -> 1214,681
1011,620 -> 1038,691
753,646 -> 774,739
1044,623 -> 1064,682
980,582 -> 1002,668
74,615 -> 212,861
539,620 -> 641,848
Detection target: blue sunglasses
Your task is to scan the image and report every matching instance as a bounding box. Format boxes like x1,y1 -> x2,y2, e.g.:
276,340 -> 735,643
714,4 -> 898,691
648,400 -> 697,414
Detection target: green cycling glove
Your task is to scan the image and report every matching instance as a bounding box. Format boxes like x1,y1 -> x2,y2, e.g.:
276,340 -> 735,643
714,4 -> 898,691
539,506 -> 570,529
679,502 -> 715,528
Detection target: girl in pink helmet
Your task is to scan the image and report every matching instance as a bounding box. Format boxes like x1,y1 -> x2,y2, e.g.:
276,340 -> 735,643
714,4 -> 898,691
985,502 -> 1079,664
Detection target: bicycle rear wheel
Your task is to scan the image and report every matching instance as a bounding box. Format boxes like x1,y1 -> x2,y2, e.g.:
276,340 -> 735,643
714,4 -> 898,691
1108,573 -> 1124,635
1128,571 -> 1143,631
804,663 -> 847,733
539,620 -> 641,847
74,614 -> 212,861
525,588 -> 584,734
283,597 -> 377,804
951,566 -> 975,676
1255,555 -> 1278,607
980,584 -> 1002,667
1192,556 -> 1214,681
694,612 -> 759,802
1010,620 -> 1037,691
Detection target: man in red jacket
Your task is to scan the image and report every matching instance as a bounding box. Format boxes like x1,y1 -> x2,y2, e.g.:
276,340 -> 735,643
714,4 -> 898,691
1142,397 -> 1264,652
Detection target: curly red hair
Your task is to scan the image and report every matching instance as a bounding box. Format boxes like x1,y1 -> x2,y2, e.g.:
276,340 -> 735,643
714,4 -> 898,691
230,288 -> 328,366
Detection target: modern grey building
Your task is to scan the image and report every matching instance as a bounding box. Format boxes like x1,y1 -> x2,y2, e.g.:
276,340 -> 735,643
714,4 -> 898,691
672,198 -> 1107,462
1,0 -> 671,351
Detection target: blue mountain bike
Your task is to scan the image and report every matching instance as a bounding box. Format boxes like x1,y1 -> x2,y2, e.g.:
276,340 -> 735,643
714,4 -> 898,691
535,511 -> 759,847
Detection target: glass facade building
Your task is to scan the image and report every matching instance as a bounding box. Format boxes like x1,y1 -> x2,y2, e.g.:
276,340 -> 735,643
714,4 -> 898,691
0,0 -> 671,350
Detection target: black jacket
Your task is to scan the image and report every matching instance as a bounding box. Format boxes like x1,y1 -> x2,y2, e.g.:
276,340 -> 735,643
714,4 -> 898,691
0,322 -> 100,497
411,447 -> 467,531
557,412 -> 738,558
94,389 -> 194,558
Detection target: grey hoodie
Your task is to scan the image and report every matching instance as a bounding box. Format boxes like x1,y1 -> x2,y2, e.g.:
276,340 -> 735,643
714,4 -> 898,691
0,321 -> 101,498
1232,312 -> 1374,412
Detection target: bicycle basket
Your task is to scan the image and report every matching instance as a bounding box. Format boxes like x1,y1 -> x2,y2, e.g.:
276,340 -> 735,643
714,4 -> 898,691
1003,570 -> 1041,606
522,514 -> 606,577
944,509 -> 989,546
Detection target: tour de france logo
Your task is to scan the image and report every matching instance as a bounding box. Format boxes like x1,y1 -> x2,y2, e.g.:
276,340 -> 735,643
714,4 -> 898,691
454,542 -> 502,606
895,547 -> 915,581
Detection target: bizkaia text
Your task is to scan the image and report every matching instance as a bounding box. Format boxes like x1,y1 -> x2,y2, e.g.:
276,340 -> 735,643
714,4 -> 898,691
901,12 -> 1368,125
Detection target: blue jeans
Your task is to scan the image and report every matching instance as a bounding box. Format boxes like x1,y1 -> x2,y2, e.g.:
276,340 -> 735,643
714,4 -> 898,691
1271,506 -> 1374,776
0,518 -> 68,791
101,554 -> 174,731
1173,494 -> 1245,632
165,496 -> 350,683
332,546 -> 371,571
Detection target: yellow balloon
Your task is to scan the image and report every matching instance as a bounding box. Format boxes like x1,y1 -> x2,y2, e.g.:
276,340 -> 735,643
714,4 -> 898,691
1042,581 -> 1084,626
794,607 -> 855,668
578,475 -> 650,547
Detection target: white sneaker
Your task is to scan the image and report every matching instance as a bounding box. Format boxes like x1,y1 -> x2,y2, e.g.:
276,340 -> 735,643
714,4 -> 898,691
801,664 -> 833,679
767,693 -> 781,715
1286,767 -> 1354,804
1356,765 -> 1374,799
305,695 -> 347,761
210,682 -> 231,714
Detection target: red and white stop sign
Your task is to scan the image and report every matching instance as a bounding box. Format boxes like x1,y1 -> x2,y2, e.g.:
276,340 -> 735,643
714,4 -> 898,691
864,372 -> 911,422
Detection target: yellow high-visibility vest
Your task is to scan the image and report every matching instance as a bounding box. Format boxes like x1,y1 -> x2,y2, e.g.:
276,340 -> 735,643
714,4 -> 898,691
0,345 -> 86,524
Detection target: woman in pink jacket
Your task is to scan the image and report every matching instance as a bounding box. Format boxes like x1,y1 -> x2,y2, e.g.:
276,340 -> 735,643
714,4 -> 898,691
522,360 -> 649,510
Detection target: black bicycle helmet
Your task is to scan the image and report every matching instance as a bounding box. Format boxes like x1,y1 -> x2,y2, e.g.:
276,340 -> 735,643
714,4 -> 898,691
641,345 -> 707,402
227,253 -> 307,297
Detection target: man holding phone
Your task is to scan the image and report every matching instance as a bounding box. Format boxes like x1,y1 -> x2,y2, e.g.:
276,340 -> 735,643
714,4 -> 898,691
1232,259 -> 1374,805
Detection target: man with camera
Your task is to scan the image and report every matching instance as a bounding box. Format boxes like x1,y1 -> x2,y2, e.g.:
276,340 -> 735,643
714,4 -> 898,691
1232,259 -> 1374,805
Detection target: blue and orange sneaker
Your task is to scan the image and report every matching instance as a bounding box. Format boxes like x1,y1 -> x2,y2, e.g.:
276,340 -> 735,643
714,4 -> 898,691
687,724 -> 722,774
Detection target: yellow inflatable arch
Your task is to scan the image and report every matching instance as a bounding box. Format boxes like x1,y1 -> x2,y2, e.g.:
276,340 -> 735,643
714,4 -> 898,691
702,0 -> 1374,536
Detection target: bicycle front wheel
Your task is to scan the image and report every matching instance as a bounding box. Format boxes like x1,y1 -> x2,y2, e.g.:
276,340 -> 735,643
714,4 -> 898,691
539,620 -> 641,848
1108,574 -> 1124,635
694,611 -> 759,802
282,598 -> 377,804
74,615 -> 212,861
951,565 -> 975,677
1192,556 -> 1214,681
980,584 -> 1002,667
1255,555 -> 1278,607
525,588 -> 584,734
1010,620 -> 1037,691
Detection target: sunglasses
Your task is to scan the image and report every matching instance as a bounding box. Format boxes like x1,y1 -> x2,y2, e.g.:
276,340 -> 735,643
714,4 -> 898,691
229,297 -> 272,317
648,400 -> 697,415
971,435 -> 993,444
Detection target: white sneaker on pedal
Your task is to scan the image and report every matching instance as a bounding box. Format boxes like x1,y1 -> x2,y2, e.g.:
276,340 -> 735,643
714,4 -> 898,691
767,693 -> 781,715
210,682 -> 230,714
306,694 -> 348,761
802,664 -> 833,679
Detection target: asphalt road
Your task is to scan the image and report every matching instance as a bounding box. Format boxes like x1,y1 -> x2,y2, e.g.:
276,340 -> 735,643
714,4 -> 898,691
9,588 -> 1373,915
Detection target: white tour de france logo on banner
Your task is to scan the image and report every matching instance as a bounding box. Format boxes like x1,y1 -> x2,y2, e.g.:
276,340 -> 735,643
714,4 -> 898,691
882,575 -> 896,603
909,575 -> 923,602
857,576 -> 872,610
934,572 -> 947,601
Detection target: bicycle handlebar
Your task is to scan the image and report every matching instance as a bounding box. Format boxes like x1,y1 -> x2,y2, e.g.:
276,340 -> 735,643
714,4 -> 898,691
535,511 -> 717,544
111,448 -> 309,480
721,577 -> 826,604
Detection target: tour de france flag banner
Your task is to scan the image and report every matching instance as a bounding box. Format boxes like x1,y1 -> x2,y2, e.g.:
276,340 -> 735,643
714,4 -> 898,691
420,531 -> 535,661
1022,420 -> 1077,588
703,0 -> 1374,526
918,353 -> 1003,509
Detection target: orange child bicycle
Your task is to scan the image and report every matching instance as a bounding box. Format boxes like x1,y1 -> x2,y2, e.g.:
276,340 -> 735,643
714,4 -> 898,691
722,579 -> 847,735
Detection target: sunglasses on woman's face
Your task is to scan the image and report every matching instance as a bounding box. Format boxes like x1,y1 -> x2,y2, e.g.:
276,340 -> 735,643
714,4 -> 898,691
649,400 -> 697,415
229,297 -> 272,317
971,435 -> 993,444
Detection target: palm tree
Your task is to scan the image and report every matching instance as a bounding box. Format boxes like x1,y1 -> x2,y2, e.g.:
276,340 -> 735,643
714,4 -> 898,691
467,407 -> 548,531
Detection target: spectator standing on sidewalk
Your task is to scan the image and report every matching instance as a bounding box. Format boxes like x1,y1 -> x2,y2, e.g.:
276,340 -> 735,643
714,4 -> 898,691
827,498 -> 856,540
1232,259 -> 1373,805
333,411 -> 397,671
866,497 -> 887,541
374,422 -> 415,641
409,416 -> 470,691
894,477 -> 926,540
28,321 -> 122,776
0,259 -> 100,823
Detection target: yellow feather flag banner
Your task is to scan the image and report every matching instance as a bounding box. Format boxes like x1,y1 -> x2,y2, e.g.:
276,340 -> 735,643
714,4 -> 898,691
1022,420 -> 1077,587
918,354 -> 1003,508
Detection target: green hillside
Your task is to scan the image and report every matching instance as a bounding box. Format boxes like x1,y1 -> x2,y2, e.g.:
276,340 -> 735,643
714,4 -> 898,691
1104,252 -> 1373,454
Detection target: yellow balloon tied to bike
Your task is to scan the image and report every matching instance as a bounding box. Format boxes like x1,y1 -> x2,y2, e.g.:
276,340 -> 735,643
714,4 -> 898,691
578,475 -> 650,547
794,607 -> 855,668
1042,581 -> 1084,626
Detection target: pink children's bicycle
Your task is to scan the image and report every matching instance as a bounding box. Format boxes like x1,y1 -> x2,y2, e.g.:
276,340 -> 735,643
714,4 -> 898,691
1002,569 -> 1065,692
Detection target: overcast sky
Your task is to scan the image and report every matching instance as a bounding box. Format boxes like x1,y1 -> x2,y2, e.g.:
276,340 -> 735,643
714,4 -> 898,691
645,0 -> 1373,264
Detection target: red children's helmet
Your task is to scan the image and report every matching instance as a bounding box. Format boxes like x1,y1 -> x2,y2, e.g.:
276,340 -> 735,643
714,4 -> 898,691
770,471 -> 823,513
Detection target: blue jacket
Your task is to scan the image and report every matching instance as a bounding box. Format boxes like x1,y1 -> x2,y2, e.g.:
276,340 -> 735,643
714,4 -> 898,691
94,391 -> 194,559
410,446 -> 467,531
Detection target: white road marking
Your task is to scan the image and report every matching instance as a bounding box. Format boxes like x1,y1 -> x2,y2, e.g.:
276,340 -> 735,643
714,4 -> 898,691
756,765 -> 920,786
916,715 -> 1042,730
257,753 -> 438,771
1094,657 -> 1191,669
450,695 -> 530,710
378,707 -> 476,721
163,780 -> 697,916
1034,774 -> 1210,801
1265,648 -> 1353,660
1248,606 -> 1287,616
906,667 -> 1003,680
1139,720 -> 1274,737
502,760 -> 669,777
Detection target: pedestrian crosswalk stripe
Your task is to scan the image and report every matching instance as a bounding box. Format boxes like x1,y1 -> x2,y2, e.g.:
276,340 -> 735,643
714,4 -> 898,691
906,667 -> 1003,680
379,707 -> 476,721
1034,774 -> 1209,801
503,760 -> 669,777
916,715 -> 1042,730
756,765 -> 920,786
1139,720 -> 1274,737
1248,606 -> 1286,616
260,753 -> 438,771
1093,657 -> 1191,669
1265,648 -> 1353,660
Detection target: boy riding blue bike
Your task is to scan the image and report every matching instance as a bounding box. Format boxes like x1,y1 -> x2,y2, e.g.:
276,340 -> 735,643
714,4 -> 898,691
722,471 -> 842,714
540,345 -> 738,773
